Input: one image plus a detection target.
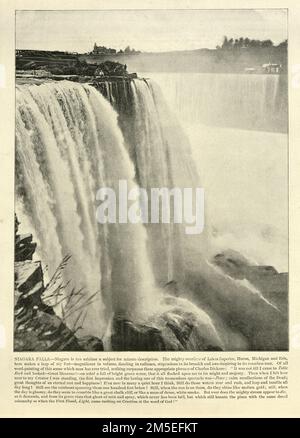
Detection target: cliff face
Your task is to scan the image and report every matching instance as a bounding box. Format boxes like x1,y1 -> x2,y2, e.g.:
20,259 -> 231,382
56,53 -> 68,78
14,216 -> 103,352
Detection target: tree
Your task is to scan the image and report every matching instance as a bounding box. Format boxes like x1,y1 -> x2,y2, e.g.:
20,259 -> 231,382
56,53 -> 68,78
222,36 -> 229,49
244,37 -> 250,47
249,39 -> 259,48
261,39 -> 274,48
277,39 -> 287,48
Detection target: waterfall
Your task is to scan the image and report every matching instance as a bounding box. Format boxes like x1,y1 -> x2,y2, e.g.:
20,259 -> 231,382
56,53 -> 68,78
15,78 -> 287,350
144,73 -> 288,273
118,78 -> 209,285
16,80 -> 158,338
145,73 -> 288,133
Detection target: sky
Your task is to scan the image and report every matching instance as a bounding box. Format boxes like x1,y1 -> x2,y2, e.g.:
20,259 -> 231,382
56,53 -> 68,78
16,9 -> 288,53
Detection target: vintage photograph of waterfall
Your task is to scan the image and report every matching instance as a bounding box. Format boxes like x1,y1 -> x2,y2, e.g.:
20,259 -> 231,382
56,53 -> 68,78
14,9 -> 288,352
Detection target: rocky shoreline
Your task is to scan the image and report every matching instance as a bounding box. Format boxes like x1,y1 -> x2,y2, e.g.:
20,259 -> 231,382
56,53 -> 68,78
14,215 -> 288,351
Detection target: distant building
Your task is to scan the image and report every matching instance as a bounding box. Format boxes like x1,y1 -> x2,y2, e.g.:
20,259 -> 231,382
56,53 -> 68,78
244,67 -> 256,74
92,43 -> 116,55
262,63 -> 282,74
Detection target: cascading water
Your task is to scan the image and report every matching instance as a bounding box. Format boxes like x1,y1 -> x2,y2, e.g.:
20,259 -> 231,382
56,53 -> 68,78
118,78 -> 210,286
16,80 -> 158,338
16,77 -> 288,350
144,72 -> 288,273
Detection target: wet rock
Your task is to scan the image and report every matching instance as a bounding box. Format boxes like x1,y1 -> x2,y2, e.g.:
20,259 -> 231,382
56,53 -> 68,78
15,261 -> 44,307
14,216 -> 103,352
77,335 -> 104,351
15,233 -> 37,261
213,250 -> 288,314
110,296 -> 224,352
111,317 -> 166,351
14,309 -> 84,351
180,249 -> 289,351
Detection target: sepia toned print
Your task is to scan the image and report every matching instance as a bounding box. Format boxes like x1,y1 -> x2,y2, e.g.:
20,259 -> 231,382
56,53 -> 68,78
14,9 -> 288,352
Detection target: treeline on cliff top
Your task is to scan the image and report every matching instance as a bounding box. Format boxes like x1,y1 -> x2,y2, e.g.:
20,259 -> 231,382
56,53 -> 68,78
217,36 -> 287,50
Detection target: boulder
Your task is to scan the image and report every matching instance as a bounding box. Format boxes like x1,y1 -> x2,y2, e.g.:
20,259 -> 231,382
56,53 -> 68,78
15,233 -> 37,261
111,317 -> 166,351
110,294 -> 224,352
15,260 -> 44,307
213,250 -> 288,314
77,335 -> 104,351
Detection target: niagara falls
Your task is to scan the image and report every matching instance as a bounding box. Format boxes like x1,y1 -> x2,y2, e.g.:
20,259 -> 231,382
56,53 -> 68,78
14,10 -> 288,353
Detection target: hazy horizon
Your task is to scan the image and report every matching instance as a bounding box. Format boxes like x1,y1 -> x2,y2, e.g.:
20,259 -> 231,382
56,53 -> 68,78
16,9 -> 287,53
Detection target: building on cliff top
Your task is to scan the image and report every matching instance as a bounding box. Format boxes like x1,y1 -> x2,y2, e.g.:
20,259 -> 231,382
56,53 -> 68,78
92,43 -> 117,55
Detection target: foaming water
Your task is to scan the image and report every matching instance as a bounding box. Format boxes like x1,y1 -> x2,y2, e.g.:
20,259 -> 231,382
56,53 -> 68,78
16,81 -> 158,337
127,79 -> 210,284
